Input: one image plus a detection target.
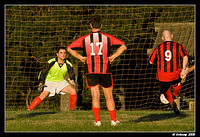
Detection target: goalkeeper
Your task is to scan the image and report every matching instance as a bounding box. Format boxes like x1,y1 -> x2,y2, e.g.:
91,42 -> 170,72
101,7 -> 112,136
27,46 -> 77,111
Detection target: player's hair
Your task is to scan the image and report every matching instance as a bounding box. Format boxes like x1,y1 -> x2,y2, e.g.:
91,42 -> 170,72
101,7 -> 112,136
90,15 -> 102,29
56,46 -> 66,53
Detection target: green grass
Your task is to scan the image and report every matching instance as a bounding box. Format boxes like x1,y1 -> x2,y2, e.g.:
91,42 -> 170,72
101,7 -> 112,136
5,110 -> 195,132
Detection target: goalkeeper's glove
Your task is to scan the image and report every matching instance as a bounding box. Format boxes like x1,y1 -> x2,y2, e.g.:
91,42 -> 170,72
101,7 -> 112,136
68,76 -> 77,86
38,82 -> 46,92
67,78 -> 76,86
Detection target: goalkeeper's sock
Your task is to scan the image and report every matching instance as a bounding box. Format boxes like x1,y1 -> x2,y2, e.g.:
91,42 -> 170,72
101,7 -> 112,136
109,109 -> 117,122
69,94 -> 77,111
27,96 -> 42,111
172,84 -> 182,97
164,89 -> 173,105
92,107 -> 100,122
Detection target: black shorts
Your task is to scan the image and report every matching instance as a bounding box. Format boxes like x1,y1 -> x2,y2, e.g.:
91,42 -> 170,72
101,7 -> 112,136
85,73 -> 113,88
159,78 -> 181,94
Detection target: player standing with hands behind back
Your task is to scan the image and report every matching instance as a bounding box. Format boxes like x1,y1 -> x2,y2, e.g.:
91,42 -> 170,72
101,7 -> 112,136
149,30 -> 188,115
67,15 -> 127,126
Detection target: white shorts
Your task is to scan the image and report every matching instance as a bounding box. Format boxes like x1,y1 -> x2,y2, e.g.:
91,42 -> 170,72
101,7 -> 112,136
44,80 -> 70,97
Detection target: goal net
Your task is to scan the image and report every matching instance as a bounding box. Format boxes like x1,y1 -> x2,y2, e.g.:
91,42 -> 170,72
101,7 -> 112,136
5,5 -> 195,111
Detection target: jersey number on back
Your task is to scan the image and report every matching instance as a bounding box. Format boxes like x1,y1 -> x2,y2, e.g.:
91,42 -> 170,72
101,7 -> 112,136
90,42 -> 103,56
165,50 -> 172,61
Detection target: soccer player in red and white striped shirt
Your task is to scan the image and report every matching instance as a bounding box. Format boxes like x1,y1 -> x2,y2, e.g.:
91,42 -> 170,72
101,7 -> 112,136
149,30 -> 188,115
67,15 -> 127,126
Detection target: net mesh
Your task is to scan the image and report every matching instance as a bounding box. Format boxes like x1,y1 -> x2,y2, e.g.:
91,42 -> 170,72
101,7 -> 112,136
5,5 -> 195,110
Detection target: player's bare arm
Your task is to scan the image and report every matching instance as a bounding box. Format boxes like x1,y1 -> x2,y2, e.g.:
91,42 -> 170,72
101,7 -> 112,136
67,47 -> 87,64
188,65 -> 195,73
180,55 -> 188,79
182,55 -> 188,70
108,44 -> 127,63
182,65 -> 195,79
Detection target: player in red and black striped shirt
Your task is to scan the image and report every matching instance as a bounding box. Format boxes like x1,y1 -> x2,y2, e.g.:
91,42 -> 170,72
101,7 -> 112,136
67,15 -> 127,126
149,30 -> 188,115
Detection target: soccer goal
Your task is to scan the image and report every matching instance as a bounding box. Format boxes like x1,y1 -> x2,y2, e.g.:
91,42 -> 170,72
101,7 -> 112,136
5,5 -> 195,111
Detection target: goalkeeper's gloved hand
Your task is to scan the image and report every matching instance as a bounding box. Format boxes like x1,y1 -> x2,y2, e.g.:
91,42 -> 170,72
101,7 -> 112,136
38,82 -> 46,92
67,78 -> 76,86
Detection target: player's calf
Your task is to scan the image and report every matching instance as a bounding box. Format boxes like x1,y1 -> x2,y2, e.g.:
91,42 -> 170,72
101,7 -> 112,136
27,96 -> 42,111
69,94 -> 77,111
164,89 -> 174,105
172,84 -> 182,97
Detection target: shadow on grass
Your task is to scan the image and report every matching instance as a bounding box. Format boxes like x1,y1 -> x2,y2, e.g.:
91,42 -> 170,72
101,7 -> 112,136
131,111 -> 188,123
6,111 -> 57,121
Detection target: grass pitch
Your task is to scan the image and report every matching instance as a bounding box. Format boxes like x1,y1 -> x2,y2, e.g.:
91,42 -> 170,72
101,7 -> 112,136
5,110 -> 195,132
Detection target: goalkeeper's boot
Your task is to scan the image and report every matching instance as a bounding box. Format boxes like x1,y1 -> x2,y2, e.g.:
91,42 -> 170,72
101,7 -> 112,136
111,120 -> 121,126
171,101 -> 180,115
93,121 -> 101,127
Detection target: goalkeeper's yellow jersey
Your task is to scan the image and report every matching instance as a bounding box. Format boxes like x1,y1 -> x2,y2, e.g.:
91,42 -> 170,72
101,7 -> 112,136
38,57 -> 75,83
45,62 -> 67,82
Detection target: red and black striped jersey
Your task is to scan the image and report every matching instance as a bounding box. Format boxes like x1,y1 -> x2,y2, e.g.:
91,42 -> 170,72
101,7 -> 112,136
68,31 -> 124,74
149,41 -> 188,82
